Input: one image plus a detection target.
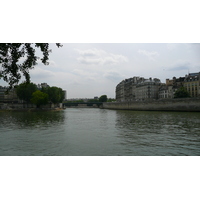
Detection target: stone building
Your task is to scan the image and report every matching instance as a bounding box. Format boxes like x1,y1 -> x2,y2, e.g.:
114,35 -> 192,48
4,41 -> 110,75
0,86 -> 18,103
184,72 -> 200,97
116,80 -> 125,102
158,84 -> 174,99
135,78 -> 161,100
116,76 -> 161,102
158,76 -> 185,99
116,72 -> 200,102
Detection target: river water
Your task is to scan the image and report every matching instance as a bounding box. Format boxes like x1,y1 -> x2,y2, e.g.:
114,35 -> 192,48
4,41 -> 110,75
0,108 -> 200,156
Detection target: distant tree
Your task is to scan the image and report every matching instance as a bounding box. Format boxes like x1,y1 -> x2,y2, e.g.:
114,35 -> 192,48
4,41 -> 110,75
47,86 -> 65,104
99,95 -> 108,102
87,99 -> 99,103
31,90 -> 49,108
0,43 -> 62,88
107,98 -> 116,102
174,87 -> 190,98
16,82 -> 37,103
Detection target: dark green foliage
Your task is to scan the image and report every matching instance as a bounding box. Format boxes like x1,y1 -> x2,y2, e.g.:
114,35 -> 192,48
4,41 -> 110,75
174,87 -> 190,98
65,100 -> 84,103
107,98 -> 116,102
99,95 -> 108,102
31,90 -> 49,108
16,82 -> 37,103
0,43 -> 62,88
46,86 -> 65,104
87,99 -> 99,103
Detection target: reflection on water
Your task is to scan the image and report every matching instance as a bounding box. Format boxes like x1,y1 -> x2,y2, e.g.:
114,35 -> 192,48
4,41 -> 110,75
0,109 -> 200,156
0,111 -> 65,129
115,111 -> 200,155
0,111 -> 65,156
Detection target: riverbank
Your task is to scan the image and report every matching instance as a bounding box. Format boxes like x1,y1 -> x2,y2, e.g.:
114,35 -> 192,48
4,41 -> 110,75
103,98 -> 200,112
0,107 -> 64,112
0,102 -> 64,112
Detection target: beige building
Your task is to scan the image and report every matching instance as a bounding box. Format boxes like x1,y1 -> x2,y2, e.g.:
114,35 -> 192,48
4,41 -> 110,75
135,78 -> 161,100
116,76 -> 161,101
158,76 -> 185,99
184,72 -> 200,97
116,72 -> 200,101
158,85 -> 175,99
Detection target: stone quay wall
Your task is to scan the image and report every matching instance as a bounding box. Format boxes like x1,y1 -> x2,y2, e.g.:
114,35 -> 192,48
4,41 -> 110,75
0,103 -> 62,111
103,98 -> 200,112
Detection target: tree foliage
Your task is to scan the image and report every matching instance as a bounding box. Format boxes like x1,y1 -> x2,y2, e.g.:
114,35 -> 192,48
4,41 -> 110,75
174,87 -> 190,98
31,90 -> 49,108
107,98 -> 116,102
16,82 -> 37,103
87,99 -> 99,103
41,86 -> 65,104
0,43 -> 62,88
99,95 -> 108,102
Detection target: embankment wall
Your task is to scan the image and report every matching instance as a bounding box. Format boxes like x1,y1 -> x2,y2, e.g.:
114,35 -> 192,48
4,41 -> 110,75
103,98 -> 200,112
0,103 -> 62,110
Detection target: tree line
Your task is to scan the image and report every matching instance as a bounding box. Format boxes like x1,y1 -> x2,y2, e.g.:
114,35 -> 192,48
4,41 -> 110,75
65,95 -> 116,103
16,82 -> 65,108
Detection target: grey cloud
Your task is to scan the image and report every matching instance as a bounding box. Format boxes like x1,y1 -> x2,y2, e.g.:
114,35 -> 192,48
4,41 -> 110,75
75,49 -> 97,57
29,67 -> 55,81
169,66 -> 189,71
75,48 -> 128,65
168,60 -> 191,71
103,71 -> 124,81
138,49 -> 159,61
71,69 -> 98,80
77,57 -> 101,65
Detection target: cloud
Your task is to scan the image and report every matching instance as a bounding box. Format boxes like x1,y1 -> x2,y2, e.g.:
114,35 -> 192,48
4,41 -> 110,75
29,67 -> 55,80
103,70 -> 125,82
166,43 -> 179,50
168,60 -> 191,71
75,48 -> 128,65
72,68 -> 98,79
138,49 -> 159,61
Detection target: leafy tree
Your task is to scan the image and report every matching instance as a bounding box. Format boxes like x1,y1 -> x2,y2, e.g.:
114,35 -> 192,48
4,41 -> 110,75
174,87 -> 190,98
16,82 -> 37,103
87,99 -> 99,103
0,43 -> 62,88
31,90 -> 49,108
99,95 -> 108,102
107,98 -> 116,102
47,86 -> 65,104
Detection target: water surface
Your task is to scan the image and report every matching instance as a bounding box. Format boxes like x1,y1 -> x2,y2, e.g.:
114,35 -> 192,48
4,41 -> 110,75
0,108 -> 200,155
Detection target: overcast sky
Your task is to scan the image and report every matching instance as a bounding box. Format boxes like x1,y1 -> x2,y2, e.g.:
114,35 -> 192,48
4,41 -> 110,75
1,1 -> 200,198
0,43 -> 200,98
1,1 -> 200,99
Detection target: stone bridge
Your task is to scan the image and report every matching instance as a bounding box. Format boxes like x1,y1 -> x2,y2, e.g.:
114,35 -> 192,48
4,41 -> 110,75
63,102 -> 103,108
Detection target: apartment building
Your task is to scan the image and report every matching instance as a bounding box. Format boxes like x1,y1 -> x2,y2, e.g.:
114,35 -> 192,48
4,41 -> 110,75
116,80 -> 125,102
184,72 -> 200,97
116,76 -> 161,101
158,76 -> 185,99
116,72 -> 200,102
158,85 -> 174,99
135,78 -> 161,100
0,86 -> 18,103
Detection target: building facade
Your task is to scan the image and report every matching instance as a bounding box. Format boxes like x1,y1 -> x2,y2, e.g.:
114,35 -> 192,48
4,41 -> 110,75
135,78 -> 161,100
116,72 -> 200,102
0,86 -> 18,103
158,76 -> 185,99
184,72 -> 200,97
116,76 -> 161,102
